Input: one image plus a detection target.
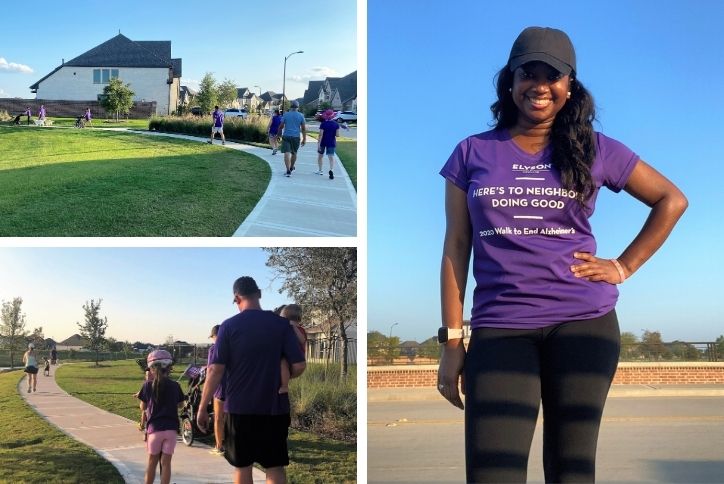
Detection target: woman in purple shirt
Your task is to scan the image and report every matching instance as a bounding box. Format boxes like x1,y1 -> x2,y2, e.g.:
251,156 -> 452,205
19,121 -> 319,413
438,27 -> 687,482
267,109 -> 283,155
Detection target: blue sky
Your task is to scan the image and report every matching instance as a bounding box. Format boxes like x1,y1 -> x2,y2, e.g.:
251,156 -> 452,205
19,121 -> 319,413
0,248 -> 296,344
368,0 -> 724,343
0,0 -> 356,99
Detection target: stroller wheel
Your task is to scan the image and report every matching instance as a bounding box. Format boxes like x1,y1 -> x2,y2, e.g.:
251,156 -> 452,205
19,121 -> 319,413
181,416 -> 194,446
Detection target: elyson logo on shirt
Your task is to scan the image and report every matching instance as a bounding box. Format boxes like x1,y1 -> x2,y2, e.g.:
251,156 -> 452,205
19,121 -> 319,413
512,163 -> 552,174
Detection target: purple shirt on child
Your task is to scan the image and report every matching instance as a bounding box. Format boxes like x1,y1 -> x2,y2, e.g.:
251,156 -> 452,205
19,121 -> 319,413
137,378 -> 185,433
269,114 -> 283,135
440,129 -> 638,330
319,120 -> 339,147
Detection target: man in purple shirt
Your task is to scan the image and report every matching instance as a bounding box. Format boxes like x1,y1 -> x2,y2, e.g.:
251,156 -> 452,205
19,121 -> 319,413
208,105 -> 225,145
198,276 -> 305,483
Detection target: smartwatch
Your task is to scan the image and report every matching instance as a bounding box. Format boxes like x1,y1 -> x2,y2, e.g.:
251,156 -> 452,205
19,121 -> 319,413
437,327 -> 464,344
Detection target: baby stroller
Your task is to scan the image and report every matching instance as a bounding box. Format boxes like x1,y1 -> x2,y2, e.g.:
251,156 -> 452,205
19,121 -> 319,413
74,115 -> 85,128
178,364 -> 214,446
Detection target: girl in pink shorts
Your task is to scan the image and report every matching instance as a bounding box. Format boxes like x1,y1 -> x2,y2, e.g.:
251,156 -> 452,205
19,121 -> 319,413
137,350 -> 185,484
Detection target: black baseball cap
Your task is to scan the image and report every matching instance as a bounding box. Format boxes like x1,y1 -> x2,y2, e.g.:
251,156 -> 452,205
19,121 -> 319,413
232,276 -> 260,298
508,27 -> 576,76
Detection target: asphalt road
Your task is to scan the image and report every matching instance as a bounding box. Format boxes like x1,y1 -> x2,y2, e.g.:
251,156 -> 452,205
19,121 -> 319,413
368,397 -> 724,483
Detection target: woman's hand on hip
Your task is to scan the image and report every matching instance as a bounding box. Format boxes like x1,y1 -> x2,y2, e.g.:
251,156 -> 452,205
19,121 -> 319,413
570,252 -> 625,284
437,342 -> 466,410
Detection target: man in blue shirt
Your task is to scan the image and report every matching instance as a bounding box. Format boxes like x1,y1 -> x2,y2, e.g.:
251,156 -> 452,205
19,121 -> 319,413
277,100 -> 307,177
198,276 -> 306,483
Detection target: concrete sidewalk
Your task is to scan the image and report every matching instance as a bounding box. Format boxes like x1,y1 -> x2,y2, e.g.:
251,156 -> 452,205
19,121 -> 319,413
130,130 -> 357,237
19,368 -> 265,483
368,384 -> 724,402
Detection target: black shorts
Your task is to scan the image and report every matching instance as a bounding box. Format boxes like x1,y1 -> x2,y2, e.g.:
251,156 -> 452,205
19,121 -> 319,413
24,366 -> 38,374
224,413 -> 291,468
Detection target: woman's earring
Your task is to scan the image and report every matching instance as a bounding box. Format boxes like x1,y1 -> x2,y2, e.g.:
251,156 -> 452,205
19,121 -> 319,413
566,92 -> 571,99
508,88 -> 512,93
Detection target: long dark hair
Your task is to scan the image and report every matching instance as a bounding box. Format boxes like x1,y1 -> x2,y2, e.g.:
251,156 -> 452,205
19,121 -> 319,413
491,66 -> 597,203
151,365 -> 171,404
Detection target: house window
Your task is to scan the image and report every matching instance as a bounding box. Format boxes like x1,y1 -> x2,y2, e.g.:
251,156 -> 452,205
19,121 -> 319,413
93,69 -> 120,84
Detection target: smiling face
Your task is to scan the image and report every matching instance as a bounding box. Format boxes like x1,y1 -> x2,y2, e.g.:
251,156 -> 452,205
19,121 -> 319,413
511,61 -> 571,128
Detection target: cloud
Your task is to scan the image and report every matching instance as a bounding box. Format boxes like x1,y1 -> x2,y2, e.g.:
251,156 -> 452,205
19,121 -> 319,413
0,57 -> 33,74
291,66 -> 340,82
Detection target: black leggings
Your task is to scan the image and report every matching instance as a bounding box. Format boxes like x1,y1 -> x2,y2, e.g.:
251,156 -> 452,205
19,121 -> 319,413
464,310 -> 620,483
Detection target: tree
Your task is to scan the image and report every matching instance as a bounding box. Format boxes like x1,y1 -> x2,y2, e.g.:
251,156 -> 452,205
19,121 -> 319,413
418,336 -> 441,360
0,297 -> 28,369
29,326 -> 45,349
196,72 -> 218,115
640,330 -> 670,361
620,331 -> 640,361
100,78 -> 135,121
265,248 -> 357,377
77,299 -> 109,366
715,335 -> 724,362
217,79 -> 238,109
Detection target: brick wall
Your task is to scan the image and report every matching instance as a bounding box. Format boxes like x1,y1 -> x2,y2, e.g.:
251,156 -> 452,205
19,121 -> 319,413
367,363 -> 724,388
0,99 -> 156,119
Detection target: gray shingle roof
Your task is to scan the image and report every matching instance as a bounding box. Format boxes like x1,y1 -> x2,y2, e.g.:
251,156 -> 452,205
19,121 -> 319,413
302,80 -> 324,106
327,71 -> 357,103
30,34 -> 181,90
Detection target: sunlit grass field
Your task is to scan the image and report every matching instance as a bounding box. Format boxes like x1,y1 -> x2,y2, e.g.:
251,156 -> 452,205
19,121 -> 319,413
0,127 -> 269,236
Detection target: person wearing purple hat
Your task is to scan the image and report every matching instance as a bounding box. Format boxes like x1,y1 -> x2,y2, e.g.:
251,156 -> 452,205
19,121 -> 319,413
316,109 -> 340,179
438,26 -> 687,482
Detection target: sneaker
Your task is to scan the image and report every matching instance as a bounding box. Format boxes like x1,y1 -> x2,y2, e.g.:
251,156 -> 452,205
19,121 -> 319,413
285,170 -> 291,177
272,149 -> 277,155
329,170 -> 334,180
27,388 -> 31,393
315,170 -> 323,175
209,448 -> 224,456
222,141 -> 225,145
207,141 -> 212,144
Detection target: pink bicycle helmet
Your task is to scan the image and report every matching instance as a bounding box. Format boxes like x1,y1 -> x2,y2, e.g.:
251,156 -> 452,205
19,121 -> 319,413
147,349 -> 173,368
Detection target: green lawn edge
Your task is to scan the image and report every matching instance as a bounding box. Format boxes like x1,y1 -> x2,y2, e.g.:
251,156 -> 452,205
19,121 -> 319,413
0,370 -> 124,483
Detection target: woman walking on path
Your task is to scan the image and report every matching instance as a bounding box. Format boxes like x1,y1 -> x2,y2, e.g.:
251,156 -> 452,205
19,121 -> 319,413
316,109 -> 340,179
23,343 -> 39,393
207,325 -> 227,456
438,26 -> 687,482
137,349 -> 185,484
267,109 -> 283,155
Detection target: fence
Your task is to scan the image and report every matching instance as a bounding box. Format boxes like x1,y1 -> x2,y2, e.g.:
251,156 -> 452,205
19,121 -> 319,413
367,341 -> 721,366
306,337 -> 357,365
0,98 -> 157,119
0,349 -> 131,368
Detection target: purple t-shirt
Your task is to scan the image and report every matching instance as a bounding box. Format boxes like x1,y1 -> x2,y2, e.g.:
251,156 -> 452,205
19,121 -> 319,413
211,309 -> 305,415
206,343 -> 226,400
269,114 -> 283,135
440,129 -> 638,329
319,120 -> 339,147
38,107 -> 46,119
213,110 -> 224,127
137,378 -> 185,433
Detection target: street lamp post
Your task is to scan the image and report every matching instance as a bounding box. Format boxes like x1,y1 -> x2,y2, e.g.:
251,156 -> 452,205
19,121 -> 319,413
282,50 -> 303,113
253,85 -> 262,113
388,322 -> 399,364
389,322 -> 399,340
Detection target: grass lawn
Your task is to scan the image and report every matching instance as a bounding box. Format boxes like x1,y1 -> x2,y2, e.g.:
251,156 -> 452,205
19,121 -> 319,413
0,370 -> 124,483
57,360 -> 356,483
45,117 -> 150,129
0,127 -> 269,236
335,137 -> 357,190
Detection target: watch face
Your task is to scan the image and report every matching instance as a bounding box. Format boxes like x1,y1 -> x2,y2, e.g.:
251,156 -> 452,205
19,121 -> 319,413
437,327 -> 448,344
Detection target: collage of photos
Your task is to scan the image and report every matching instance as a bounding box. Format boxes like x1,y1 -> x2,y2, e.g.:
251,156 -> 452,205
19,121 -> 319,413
2,1 -> 724,483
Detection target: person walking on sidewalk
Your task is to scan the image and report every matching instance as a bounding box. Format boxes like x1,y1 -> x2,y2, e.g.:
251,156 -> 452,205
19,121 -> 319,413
84,107 -> 93,127
207,324 -> 227,456
209,106 -> 226,145
198,276 -> 306,484
137,349 -> 185,484
24,106 -> 32,125
316,109 -> 340,179
267,109 -> 283,155
438,26 -> 688,483
22,343 -> 39,393
277,100 -> 306,177
37,105 -> 46,126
